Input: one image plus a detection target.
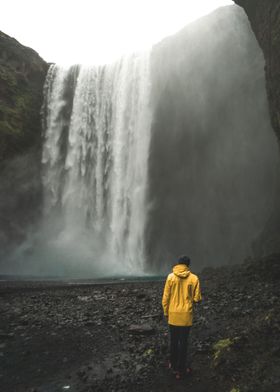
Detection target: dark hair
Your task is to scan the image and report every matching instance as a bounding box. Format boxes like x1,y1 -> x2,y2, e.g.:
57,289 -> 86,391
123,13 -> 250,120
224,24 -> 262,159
177,255 -> 191,266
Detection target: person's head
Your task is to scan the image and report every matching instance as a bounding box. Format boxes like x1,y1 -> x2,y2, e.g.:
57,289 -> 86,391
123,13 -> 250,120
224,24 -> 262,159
177,255 -> 191,267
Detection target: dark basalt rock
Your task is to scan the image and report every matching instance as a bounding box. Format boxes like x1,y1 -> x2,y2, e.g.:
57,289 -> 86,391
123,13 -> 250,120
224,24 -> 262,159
0,258 -> 279,392
245,253 -> 280,280
0,31 -> 48,162
128,324 -> 156,335
0,32 -> 48,265
234,0 -> 280,141
233,0 -> 280,256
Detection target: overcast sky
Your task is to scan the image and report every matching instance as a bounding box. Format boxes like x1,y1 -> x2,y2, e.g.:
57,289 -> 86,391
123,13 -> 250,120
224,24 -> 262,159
1,0 -> 233,65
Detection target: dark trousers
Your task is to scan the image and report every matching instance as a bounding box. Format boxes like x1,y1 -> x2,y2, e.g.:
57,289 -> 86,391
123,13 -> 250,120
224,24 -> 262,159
169,325 -> 191,372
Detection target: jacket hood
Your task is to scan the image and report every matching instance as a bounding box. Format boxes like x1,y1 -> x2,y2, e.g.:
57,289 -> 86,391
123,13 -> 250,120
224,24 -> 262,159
173,264 -> 190,278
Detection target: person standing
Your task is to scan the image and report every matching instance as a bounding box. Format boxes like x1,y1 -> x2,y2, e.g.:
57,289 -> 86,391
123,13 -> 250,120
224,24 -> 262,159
162,255 -> 202,379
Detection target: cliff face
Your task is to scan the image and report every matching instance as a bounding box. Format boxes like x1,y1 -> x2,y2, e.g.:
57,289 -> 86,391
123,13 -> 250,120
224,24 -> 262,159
0,31 -> 48,161
0,32 -> 48,260
233,1 -> 280,256
147,5 -> 280,271
234,0 -> 280,141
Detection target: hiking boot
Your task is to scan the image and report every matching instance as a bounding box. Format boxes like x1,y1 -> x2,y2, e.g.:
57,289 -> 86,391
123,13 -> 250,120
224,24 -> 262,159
186,367 -> 193,375
175,371 -> 182,380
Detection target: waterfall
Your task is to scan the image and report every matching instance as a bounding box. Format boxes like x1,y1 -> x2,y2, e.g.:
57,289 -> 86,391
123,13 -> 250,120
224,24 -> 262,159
41,53 -> 152,275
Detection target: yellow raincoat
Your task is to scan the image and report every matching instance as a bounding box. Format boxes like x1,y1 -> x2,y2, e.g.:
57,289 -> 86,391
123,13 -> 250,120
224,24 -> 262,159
162,264 -> 202,326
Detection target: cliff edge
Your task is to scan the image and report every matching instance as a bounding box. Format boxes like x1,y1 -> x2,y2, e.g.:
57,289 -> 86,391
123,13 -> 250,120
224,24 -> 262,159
0,32 -> 48,262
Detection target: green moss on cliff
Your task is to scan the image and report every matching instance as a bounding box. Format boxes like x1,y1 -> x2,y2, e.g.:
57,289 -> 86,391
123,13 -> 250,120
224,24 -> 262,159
0,31 -> 48,162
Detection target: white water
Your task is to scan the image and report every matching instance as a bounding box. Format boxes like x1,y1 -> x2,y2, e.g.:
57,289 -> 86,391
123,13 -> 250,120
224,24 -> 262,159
42,53 -> 152,275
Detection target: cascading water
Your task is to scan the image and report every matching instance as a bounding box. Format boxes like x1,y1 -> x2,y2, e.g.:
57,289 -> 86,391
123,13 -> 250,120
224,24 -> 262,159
41,53 -> 152,276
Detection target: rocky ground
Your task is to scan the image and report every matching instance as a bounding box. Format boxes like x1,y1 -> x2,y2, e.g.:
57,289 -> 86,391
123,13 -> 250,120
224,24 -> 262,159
0,255 -> 280,392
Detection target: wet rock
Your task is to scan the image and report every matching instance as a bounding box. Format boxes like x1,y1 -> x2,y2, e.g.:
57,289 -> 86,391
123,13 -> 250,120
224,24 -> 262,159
77,296 -> 92,302
1,258 -> 280,392
128,324 -> 155,335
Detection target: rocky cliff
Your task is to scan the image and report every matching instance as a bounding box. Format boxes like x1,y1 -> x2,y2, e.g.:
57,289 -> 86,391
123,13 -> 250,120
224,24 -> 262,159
0,32 -> 48,261
0,31 -> 48,161
233,1 -> 280,257
234,0 -> 280,140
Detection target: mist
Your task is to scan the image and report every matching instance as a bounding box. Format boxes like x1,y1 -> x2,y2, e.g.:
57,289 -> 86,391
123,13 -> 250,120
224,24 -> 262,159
147,5 -> 280,272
